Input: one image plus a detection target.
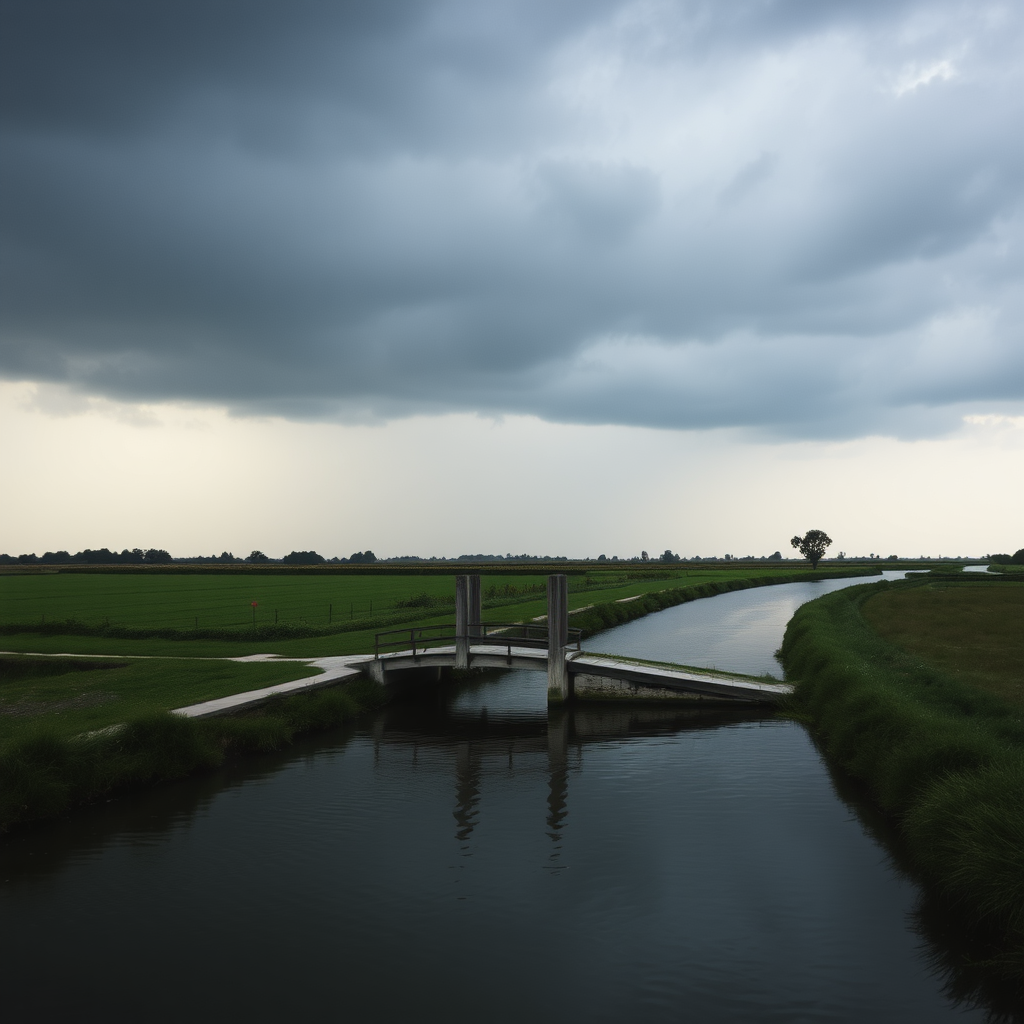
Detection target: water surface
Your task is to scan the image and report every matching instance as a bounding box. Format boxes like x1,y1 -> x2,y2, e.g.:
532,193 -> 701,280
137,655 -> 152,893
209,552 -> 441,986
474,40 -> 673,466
586,570 -> 907,676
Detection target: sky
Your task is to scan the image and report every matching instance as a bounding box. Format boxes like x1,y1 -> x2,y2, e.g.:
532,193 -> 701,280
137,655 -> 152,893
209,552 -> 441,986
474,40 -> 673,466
1,0 -> 1022,559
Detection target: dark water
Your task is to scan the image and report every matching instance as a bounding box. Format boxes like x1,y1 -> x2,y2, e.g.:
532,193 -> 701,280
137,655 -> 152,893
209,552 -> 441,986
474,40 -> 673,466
0,578 -> 1014,1023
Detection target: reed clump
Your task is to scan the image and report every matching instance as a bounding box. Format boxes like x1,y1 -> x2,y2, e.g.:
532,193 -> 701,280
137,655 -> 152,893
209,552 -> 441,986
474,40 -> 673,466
780,579 -> 1024,987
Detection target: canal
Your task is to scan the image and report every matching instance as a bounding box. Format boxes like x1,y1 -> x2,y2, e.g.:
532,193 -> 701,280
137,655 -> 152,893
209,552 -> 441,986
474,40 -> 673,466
0,573 -> 1010,1022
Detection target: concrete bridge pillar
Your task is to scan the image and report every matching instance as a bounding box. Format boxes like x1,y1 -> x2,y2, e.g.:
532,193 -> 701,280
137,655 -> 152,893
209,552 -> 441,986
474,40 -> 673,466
547,574 -> 570,703
455,575 -> 481,670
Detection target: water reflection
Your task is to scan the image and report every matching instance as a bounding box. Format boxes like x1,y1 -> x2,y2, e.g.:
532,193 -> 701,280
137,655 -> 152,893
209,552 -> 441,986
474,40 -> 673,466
453,741 -> 481,846
546,712 -> 568,858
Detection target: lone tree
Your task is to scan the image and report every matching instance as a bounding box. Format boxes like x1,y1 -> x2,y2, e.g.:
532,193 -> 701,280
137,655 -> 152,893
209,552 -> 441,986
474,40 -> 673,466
791,529 -> 832,569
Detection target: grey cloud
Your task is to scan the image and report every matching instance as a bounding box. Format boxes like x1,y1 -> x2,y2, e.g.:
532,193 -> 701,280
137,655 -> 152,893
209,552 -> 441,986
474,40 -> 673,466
718,153 -> 777,208
2,0 -> 1023,440
533,160 -> 661,245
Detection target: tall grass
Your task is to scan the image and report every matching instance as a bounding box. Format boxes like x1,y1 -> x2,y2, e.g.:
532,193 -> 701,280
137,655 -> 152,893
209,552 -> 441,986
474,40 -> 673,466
780,580 -> 1024,988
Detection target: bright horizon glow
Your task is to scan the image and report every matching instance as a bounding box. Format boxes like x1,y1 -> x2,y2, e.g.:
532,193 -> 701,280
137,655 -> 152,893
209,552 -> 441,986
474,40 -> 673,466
2,381 -> 1020,560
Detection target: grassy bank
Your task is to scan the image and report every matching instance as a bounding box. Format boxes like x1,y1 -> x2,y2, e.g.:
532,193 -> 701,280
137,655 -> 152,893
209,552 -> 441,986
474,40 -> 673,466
780,578 -> 1024,986
0,678 -> 386,832
0,654 -> 324,746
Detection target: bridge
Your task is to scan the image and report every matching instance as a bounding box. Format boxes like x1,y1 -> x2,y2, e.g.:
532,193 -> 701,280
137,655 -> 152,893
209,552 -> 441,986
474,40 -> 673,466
173,574 -> 790,720
363,574 -> 790,705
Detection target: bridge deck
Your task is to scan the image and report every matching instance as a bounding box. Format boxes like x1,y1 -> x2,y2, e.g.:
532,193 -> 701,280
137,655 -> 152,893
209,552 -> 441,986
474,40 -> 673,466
171,644 -> 790,719
567,653 -> 791,702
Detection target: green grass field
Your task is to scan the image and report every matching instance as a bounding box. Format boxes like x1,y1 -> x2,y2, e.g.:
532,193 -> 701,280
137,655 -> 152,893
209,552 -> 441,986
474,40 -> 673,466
0,654 -> 321,747
0,566 -> 796,658
0,571 -> 552,629
0,568 -> 717,629
862,582 -> 1024,709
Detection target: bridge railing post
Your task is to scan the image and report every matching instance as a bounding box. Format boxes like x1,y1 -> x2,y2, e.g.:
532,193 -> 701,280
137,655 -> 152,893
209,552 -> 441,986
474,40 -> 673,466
547,574 -> 570,703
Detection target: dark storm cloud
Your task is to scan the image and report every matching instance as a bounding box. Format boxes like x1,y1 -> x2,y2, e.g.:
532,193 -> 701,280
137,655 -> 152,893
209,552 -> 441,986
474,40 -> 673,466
2,0 -> 1022,438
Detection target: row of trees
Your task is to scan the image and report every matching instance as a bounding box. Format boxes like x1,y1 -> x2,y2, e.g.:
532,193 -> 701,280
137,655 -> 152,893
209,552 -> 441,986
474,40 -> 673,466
0,548 -> 377,566
0,548 -> 172,566
989,549 -> 1024,564
9,535 -> 1013,569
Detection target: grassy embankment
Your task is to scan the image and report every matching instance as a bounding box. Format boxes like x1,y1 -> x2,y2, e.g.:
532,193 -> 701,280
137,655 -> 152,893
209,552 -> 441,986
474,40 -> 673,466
0,563 -> 878,830
0,667 -> 387,831
780,576 -> 1024,984
0,655 -> 324,745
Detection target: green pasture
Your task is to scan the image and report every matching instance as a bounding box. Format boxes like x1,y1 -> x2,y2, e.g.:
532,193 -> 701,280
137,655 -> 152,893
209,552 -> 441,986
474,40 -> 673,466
862,581 -> 1024,709
0,569 -> 694,630
0,571 -> 483,630
0,654 -> 321,748
0,567 -> 787,658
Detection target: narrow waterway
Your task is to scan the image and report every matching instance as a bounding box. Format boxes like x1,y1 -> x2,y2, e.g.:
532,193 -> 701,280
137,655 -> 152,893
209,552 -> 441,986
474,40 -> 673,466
0,575 -> 1010,1022
585,570 -> 910,676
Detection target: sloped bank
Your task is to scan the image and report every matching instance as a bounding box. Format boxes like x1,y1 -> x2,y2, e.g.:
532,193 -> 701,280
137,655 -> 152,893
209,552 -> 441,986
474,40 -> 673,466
780,579 -> 1024,989
0,679 -> 387,833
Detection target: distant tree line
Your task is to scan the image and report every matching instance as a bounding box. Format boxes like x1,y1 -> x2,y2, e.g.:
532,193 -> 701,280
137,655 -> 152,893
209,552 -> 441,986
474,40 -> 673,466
0,547 -> 379,566
5,546 -> 997,567
0,547 -> 174,566
989,549 -> 1024,564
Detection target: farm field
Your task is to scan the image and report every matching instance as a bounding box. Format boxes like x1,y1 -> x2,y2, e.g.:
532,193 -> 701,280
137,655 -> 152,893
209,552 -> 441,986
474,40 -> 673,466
861,581 -> 1024,709
0,569 -> 703,629
0,566 -> 800,659
0,570 -> 546,630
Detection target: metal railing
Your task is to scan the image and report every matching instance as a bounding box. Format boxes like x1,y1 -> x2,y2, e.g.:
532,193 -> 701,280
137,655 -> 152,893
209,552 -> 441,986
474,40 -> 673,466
373,622 -> 582,659
374,624 -> 457,658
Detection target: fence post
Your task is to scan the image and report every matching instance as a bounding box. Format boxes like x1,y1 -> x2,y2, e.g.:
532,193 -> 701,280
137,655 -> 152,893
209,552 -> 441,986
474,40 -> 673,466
455,575 -> 470,670
547,574 -> 570,703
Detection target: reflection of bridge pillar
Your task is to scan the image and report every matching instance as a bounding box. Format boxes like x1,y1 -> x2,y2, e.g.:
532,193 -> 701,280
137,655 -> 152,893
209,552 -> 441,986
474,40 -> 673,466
547,574 -> 570,704
453,741 -> 481,846
546,710 -> 569,851
455,575 -> 481,670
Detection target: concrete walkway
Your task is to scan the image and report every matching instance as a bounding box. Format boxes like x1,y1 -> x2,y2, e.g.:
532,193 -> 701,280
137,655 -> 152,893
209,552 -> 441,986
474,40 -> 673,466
368,644 -> 790,703
171,655 -> 373,718
566,653 -> 791,702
